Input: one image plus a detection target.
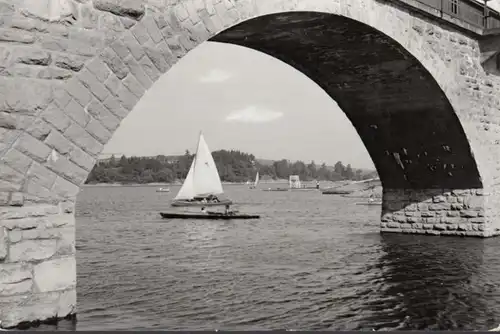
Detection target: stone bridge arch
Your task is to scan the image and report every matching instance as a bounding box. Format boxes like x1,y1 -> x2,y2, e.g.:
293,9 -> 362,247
0,0 -> 499,329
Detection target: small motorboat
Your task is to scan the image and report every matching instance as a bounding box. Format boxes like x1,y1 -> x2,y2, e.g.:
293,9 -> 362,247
160,211 -> 260,220
262,188 -> 289,192
156,187 -> 170,192
356,201 -> 382,206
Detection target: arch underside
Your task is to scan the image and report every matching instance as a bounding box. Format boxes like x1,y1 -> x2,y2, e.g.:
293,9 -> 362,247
210,11 -> 482,190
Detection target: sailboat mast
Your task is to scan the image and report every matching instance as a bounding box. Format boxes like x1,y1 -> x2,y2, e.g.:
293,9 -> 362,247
192,131 -> 202,175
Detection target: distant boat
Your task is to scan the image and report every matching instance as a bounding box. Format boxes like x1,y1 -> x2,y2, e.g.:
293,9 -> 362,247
355,189 -> 381,206
289,175 -> 301,189
356,201 -> 382,206
160,211 -> 260,220
170,132 -> 232,207
249,171 -> 259,189
156,187 -> 170,193
262,187 -> 289,192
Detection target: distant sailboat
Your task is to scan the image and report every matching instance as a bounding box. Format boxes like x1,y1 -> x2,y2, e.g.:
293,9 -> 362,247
249,171 -> 259,189
171,132 -> 232,207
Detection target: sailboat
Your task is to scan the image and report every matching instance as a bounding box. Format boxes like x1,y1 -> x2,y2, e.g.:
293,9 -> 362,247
249,171 -> 259,189
355,187 -> 382,206
170,132 -> 232,207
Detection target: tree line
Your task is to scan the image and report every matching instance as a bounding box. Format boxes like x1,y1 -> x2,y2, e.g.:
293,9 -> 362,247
85,149 -> 378,184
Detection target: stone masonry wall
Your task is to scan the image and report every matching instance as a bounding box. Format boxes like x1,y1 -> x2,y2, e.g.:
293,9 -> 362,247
381,188 -> 490,237
0,202 -> 75,328
0,0 -> 500,329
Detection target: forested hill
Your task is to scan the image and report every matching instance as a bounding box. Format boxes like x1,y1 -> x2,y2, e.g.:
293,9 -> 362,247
85,149 -> 378,184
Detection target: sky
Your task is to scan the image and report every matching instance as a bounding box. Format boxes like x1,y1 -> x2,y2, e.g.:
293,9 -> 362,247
491,0 -> 500,11
103,41 -> 374,169
104,2 -> 500,170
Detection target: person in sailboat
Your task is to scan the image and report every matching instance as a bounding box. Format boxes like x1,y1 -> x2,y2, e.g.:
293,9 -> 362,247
201,206 -> 207,214
368,193 -> 375,203
207,194 -> 220,203
224,204 -> 232,215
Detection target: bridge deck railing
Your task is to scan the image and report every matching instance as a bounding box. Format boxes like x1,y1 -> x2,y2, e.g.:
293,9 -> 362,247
397,0 -> 500,32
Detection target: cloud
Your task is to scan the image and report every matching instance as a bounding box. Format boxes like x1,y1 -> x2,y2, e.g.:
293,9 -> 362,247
225,106 -> 284,124
199,69 -> 232,83
490,0 -> 500,11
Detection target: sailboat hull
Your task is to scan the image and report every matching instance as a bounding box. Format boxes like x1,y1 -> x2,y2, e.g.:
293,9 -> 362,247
171,199 -> 233,207
160,212 -> 260,220
356,202 -> 382,206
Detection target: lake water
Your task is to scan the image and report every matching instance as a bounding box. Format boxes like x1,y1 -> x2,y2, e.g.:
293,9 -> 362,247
63,185 -> 500,330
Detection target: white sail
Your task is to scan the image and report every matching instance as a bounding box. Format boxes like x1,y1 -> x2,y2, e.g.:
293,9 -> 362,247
174,157 -> 196,200
192,133 -> 224,196
254,171 -> 259,186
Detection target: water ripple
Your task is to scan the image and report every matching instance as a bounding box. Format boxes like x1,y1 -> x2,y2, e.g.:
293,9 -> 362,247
64,184 -> 500,331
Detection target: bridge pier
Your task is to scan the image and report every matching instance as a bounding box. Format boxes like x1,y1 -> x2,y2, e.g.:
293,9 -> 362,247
0,202 -> 76,329
381,188 -> 494,237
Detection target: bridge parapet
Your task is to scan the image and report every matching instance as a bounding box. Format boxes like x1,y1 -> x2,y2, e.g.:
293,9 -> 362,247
383,0 -> 500,34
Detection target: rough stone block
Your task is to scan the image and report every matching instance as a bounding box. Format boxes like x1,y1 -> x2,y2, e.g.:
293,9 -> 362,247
41,103 -> 72,132
45,153 -> 88,186
12,48 -> 51,66
86,117 -> 112,144
0,163 -> 25,192
33,257 -> 75,293
10,192 -> 24,207
110,38 -> 130,60
464,195 -> 484,210
142,14 -> 164,44
24,179 -> 59,204
144,46 -> 169,73
27,162 -> 58,189
165,36 -> 185,59
0,28 -> 36,44
64,98 -> 90,128
85,99 -> 120,131
39,34 -> 95,57
122,72 -> 145,98
64,123 -> 103,156
93,0 -> 145,20
85,57 -> 110,82
0,227 -> 6,260
77,68 -> 110,102
8,239 -> 58,262
54,226 -> 75,256
122,55 -> 152,90
130,21 -> 151,45
0,262 -> 33,296
24,117 -> 52,142
461,210 -> 478,218
69,145 -> 95,171
0,289 -> 76,328
44,129 -> 75,155
429,203 -> 452,211
1,148 -> 32,174
65,77 -> 92,108
122,31 -> 146,60
102,95 -> 128,119
99,47 -> 129,79
53,53 -> 86,72
115,84 -> 138,111
0,77 -> 53,115
14,133 -> 51,163
51,176 -> 80,199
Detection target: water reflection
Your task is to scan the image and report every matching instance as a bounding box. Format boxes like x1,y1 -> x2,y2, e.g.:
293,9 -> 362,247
358,233 -> 491,330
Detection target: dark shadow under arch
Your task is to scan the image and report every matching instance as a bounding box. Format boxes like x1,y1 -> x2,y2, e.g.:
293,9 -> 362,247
210,11 -> 482,190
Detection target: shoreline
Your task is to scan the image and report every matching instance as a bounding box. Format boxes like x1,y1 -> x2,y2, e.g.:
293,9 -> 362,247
81,180 -> 348,187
